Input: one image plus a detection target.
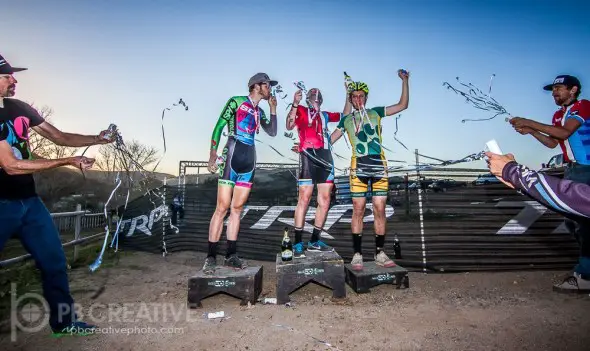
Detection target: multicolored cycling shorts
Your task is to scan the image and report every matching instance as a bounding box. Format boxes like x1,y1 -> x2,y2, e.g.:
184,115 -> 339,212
218,138 -> 256,188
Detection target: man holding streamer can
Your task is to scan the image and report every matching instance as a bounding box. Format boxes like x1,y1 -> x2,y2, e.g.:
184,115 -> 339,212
0,53 -> 115,336
509,74 -> 590,293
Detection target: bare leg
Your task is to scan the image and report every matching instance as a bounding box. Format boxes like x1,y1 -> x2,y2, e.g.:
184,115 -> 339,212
314,183 -> 333,229
226,186 -> 252,241
372,196 -> 387,236
351,197 -> 366,234
294,185 -> 314,229
208,185 -> 233,242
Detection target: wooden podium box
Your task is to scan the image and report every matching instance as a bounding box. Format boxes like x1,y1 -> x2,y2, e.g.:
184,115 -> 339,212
275,250 -> 346,304
188,265 -> 263,308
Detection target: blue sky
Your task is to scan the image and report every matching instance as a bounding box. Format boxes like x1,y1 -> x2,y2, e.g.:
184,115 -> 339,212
4,0 -> 590,175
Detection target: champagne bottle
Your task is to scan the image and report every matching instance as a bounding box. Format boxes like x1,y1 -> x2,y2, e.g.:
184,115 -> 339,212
393,234 -> 402,259
344,71 -> 354,92
281,227 -> 293,262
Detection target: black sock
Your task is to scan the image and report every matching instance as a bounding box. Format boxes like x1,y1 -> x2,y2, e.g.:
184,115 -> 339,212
207,241 -> 218,258
226,240 -> 237,258
375,235 -> 385,255
311,226 -> 321,243
294,227 -> 303,244
352,233 -> 362,254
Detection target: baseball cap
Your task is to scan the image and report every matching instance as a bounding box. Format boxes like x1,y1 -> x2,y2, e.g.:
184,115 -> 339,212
0,54 -> 27,75
248,72 -> 278,88
543,74 -> 581,91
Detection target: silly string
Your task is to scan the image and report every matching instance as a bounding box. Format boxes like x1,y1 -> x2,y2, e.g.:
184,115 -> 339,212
443,74 -> 511,123
271,84 -> 292,111
153,98 -> 189,172
393,114 -> 408,150
89,98 -> 188,272
260,72 -> 490,179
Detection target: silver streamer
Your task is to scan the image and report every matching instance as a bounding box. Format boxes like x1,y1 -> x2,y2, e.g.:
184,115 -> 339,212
443,75 -> 511,123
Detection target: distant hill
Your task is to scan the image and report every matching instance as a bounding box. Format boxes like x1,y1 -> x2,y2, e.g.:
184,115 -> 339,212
33,166 -> 174,212
166,168 -> 298,187
82,169 -> 175,184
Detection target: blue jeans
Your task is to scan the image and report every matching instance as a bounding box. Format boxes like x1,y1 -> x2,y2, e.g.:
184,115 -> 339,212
564,164 -> 590,280
0,196 -> 76,330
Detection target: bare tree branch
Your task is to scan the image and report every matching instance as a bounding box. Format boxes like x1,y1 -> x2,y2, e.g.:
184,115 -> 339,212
28,105 -> 54,158
20,103 -> 166,211
95,139 -> 161,196
27,104 -> 79,159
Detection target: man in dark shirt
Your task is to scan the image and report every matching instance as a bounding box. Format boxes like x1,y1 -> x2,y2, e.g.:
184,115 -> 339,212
0,54 -> 115,336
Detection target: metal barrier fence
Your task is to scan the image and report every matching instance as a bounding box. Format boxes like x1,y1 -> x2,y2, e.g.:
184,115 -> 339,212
3,154 -> 572,273
0,205 -> 106,267
52,212 -> 105,232
111,160 -> 576,273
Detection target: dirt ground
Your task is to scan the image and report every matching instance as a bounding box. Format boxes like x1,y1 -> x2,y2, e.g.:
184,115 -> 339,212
1,250 -> 589,351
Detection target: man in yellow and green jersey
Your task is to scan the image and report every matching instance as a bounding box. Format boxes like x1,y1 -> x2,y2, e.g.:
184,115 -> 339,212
330,69 -> 410,271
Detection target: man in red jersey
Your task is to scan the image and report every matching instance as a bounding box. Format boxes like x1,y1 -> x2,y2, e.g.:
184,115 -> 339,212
286,87 -> 348,257
510,74 -> 590,293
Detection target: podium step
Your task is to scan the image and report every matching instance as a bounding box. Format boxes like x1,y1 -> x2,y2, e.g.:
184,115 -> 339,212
187,265 -> 263,308
345,261 -> 409,293
275,250 -> 346,304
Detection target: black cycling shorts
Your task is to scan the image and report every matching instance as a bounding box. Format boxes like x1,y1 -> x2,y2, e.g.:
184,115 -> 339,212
298,148 -> 334,186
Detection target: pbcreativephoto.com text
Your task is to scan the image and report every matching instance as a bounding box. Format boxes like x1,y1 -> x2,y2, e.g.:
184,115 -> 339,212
64,326 -> 185,335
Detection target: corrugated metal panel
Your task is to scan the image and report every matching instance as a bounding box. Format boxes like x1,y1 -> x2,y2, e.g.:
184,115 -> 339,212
117,167 -> 578,273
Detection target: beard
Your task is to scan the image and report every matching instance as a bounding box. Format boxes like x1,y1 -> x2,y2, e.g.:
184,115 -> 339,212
553,95 -> 567,106
3,85 -> 16,97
